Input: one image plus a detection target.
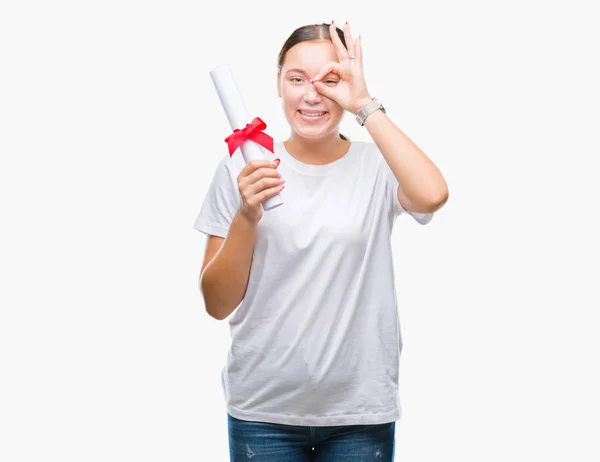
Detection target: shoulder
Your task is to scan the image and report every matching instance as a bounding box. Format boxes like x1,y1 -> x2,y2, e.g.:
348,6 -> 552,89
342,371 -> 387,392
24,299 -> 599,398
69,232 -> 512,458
351,140 -> 379,155
215,152 -> 243,183
204,154 -> 239,198
350,140 -> 384,167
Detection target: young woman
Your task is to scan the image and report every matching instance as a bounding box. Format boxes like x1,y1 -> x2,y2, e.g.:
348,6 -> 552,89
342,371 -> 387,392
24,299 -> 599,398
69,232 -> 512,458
194,20 -> 448,462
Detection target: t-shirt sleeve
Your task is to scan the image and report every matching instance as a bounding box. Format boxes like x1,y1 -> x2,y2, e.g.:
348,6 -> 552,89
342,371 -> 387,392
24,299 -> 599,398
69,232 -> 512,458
380,153 -> 434,225
192,155 -> 240,238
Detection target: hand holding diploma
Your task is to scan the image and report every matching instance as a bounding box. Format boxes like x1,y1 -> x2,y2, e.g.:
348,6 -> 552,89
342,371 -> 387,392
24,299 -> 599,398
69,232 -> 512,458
210,64 -> 284,211
237,158 -> 284,224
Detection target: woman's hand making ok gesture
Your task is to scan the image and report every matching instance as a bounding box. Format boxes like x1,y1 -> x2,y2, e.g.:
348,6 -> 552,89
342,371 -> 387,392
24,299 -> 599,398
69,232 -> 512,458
310,21 -> 373,115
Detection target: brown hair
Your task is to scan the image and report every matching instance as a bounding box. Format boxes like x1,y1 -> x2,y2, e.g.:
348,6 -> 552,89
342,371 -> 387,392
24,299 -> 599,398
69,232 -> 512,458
277,23 -> 350,142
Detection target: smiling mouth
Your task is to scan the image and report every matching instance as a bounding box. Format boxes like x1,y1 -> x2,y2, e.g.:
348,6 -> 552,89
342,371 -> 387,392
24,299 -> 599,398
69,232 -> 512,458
298,110 -> 327,119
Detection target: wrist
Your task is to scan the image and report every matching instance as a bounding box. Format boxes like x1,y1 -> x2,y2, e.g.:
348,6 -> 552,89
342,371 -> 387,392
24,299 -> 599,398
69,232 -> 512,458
350,96 -> 373,115
354,97 -> 386,126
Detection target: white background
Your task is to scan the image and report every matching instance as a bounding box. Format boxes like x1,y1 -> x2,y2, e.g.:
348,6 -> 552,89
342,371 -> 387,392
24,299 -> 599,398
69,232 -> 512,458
1,0 -> 599,460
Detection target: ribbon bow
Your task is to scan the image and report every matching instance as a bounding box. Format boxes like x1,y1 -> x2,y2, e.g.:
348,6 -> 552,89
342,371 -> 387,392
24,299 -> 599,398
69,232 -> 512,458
224,117 -> 274,157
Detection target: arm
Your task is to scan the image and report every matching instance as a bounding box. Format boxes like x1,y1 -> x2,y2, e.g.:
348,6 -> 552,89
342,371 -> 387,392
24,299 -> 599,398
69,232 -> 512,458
358,100 -> 449,214
200,209 -> 259,321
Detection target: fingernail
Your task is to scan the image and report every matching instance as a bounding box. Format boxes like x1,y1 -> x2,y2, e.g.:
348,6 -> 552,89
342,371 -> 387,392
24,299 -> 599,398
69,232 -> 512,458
274,158 -> 280,167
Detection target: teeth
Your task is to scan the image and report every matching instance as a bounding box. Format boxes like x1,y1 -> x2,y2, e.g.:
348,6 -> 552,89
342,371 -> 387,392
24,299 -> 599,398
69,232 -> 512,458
300,111 -> 325,117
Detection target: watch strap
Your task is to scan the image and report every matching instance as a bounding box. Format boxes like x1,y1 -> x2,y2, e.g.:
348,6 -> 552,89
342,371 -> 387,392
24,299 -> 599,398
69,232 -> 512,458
356,98 -> 386,126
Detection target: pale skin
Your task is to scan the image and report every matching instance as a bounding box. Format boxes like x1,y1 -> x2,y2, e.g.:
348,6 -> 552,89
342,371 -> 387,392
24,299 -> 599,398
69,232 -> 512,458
277,21 -> 449,214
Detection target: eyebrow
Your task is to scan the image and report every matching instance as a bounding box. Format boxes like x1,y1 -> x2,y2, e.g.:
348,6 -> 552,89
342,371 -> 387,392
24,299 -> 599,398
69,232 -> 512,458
285,68 -> 336,78
285,69 -> 309,75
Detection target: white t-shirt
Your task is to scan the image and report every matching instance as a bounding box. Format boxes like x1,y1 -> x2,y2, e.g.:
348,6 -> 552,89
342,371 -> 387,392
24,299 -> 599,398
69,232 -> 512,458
193,140 -> 434,426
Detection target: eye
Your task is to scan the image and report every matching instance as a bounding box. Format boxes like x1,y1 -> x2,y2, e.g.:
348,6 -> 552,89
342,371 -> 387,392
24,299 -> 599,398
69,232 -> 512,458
325,80 -> 338,84
290,77 -> 303,83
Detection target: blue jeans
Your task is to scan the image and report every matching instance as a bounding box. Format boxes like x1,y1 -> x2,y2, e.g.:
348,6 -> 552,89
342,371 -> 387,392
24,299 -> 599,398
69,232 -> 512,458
227,413 -> 396,461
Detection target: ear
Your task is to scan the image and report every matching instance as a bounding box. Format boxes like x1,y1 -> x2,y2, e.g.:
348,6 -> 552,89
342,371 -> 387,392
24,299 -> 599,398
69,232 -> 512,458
277,71 -> 281,98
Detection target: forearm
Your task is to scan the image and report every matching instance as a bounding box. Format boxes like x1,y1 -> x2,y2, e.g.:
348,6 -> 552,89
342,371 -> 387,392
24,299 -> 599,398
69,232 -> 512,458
362,106 -> 448,211
200,210 -> 258,320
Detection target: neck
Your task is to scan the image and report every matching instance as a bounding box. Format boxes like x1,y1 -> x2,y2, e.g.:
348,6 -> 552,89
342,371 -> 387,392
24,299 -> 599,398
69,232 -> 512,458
284,132 -> 350,165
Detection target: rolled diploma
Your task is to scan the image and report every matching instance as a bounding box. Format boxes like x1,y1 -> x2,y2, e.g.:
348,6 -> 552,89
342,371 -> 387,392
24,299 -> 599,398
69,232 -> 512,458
209,64 -> 283,211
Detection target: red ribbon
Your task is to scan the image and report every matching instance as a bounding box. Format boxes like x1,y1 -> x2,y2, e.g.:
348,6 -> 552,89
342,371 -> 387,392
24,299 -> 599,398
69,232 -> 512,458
224,117 -> 274,157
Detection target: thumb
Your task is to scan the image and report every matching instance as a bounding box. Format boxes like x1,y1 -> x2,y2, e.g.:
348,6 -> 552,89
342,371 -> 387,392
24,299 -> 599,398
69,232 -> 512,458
312,80 -> 333,98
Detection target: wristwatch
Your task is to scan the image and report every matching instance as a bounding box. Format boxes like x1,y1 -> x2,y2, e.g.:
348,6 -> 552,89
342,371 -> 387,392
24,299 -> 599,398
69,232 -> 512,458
356,97 -> 386,126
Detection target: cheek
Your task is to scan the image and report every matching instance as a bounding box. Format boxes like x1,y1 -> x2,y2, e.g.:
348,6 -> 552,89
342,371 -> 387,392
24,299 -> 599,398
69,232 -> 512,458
282,85 -> 302,100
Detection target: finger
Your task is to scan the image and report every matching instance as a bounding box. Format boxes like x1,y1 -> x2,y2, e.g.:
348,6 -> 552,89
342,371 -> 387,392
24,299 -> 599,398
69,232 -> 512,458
356,34 -> 363,65
343,22 -> 355,58
259,182 -> 285,203
242,164 -> 284,207
311,62 -> 341,83
246,164 -> 280,185
244,159 -> 277,174
329,21 -> 349,60
311,61 -> 341,99
311,79 -> 334,99
251,176 -> 284,197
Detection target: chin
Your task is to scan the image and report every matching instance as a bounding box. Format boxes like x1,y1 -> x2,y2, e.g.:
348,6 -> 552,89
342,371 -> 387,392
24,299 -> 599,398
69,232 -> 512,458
294,125 -> 331,138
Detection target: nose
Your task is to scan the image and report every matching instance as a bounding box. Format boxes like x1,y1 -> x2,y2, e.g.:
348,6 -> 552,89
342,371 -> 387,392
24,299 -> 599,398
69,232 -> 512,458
303,83 -> 321,104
